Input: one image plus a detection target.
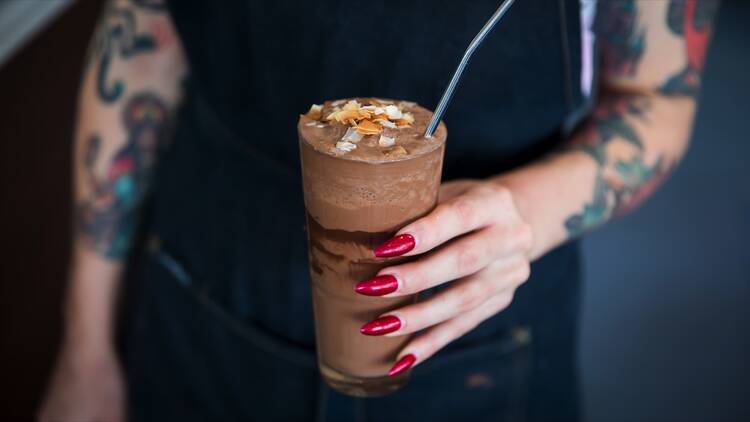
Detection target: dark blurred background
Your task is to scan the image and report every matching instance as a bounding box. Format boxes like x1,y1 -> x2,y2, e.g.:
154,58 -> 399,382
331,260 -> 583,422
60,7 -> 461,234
0,1 -> 747,421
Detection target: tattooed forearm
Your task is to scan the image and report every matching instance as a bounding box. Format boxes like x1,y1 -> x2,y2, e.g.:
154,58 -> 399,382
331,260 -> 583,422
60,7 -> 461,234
77,93 -> 169,257
75,0 -> 183,259
563,95 -> 672,237
660,0 -> 720,97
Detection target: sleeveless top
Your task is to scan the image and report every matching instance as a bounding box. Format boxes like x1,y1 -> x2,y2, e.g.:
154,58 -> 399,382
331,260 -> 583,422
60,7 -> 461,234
151,0 -> 589,348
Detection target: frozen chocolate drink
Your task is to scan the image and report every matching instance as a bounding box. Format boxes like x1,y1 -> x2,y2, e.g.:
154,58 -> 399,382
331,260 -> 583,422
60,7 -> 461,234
298,98 -> 446,396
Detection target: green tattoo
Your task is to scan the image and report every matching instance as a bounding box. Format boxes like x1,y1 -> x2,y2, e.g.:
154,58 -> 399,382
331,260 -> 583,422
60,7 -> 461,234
563,96 -> 671,238
565,155 -> 669,237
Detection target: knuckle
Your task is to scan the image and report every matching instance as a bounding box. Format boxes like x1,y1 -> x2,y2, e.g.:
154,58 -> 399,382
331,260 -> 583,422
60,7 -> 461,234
489,184 -> 513,206
456,294 -> 476,314
519,263 -> 531,283
513,263 -> 531,285
456,282 -> 486,312
497,292 -> 514,311
424,203 -> 453,243
457,246 -> 483,273
453,196 -> 478,230
516,223 -> 534,252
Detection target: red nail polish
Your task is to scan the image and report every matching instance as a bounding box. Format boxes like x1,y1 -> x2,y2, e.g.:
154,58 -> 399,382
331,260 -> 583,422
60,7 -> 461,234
360,315 -> 401,336
354,275 -> 398,296
388,354 -> 416,377
374,234 -> 415,258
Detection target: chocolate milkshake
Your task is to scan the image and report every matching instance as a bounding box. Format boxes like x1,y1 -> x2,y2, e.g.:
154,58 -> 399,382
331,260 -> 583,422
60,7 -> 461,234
298,98 -> 446,396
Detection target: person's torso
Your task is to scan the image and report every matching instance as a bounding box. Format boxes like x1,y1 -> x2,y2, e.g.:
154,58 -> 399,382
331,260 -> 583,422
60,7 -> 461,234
147,0 -> 588,346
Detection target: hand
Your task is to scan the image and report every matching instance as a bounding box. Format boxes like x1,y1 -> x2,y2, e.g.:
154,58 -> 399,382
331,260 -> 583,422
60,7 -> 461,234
355,180 -> 533,376
38,342 -> 126,422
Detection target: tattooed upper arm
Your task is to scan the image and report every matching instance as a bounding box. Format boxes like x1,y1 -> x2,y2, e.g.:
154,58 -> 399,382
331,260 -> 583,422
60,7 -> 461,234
75,0 -> 187,259
595,0 -> 720,97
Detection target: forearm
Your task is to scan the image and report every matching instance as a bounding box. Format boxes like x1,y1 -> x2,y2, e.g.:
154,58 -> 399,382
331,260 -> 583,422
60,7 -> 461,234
496,0 -> 718,260
64,0 -> 186,347
497,91 -> 696,260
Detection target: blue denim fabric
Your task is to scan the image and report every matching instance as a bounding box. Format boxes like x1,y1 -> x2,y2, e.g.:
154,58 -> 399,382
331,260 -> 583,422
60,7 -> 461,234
122,242 -> 580,421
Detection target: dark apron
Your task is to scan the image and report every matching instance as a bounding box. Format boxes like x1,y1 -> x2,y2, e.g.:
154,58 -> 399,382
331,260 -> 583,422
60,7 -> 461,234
121,0 -> 588,420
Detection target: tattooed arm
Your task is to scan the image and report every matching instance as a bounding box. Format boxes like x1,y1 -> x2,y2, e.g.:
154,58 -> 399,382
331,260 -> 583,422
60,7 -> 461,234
368,1 -> 720,369
39,1 -> 186,421
500,0 -> 721,258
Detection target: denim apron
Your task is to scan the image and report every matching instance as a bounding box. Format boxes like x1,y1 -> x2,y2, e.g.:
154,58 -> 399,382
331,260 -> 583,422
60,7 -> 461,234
121,1 -> 588,420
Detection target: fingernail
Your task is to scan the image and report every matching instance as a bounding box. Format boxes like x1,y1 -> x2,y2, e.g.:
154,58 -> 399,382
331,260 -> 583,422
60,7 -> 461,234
354,275 -> 399,296
360,315 -> 401,336
388,354 -> 416,377
374,234 -> 415,258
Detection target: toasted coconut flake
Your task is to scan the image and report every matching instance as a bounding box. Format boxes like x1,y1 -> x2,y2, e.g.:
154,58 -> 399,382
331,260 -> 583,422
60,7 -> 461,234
304,121 -> 318,127
324,107 -> 341,121
401,112 -> 415,124
342,127 -> 364,143
306,104 -> 323,120
398,101 -> 416,109
378,135 -> 395,147
357,110 -> 373,119
355,119 -> 382,135
316,124 -> 327,128
373,98 -> 394,104
331,99 -> 346,106
361,105 -> 385,115
336,140 -> 357,152
384,145 -> 407,157
379,119 -> 397,129
334,109 -> 362,125
343,100 -> 361,111
384,105 -> 402,120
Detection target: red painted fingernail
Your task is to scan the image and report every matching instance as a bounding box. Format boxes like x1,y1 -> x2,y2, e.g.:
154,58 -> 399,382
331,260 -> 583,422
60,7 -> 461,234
354,275 -> 399,296
388,354 -> 416,377
374,234 -> 415,258
360,315 -> 401,336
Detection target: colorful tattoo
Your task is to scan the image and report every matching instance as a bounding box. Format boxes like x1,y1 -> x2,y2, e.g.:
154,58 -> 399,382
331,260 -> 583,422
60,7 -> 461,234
660,0 -> 720,97
77,93 -> 169,258
563,95 -> 671,237
565,156 -> 670,237
89,4 -> 158,103
594,0 -> 646,78
569,95 -> 650,164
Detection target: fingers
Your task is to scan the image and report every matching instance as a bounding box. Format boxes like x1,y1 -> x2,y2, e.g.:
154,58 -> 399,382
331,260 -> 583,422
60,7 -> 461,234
368,223 -> 532,297
375,184 -> 514,258
373,259 -> 530,337
392,290 -> 516,372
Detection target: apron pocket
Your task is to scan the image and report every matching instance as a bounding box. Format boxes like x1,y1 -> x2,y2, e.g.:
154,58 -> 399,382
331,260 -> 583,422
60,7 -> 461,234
122,249 -> 319,422
364,327 -> 533,422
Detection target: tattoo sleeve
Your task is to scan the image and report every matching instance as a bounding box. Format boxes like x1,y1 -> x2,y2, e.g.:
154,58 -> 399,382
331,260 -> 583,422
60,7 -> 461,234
75,0 -> 185,259
561,0 -> 719,238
